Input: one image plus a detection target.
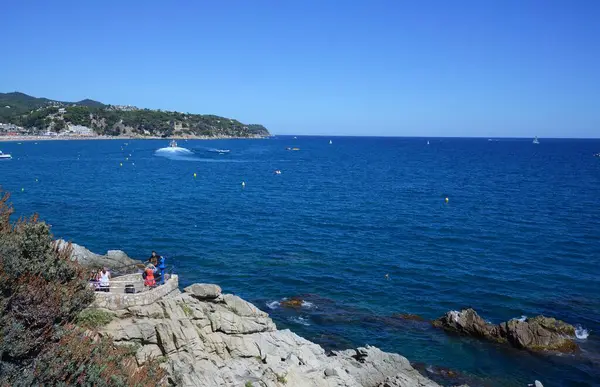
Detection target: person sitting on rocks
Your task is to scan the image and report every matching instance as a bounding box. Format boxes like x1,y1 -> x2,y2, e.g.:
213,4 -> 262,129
98,267 -> 111,292
143,264 -> 157,288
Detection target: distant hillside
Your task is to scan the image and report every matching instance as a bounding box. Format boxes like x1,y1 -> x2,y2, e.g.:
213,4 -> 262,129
0,92 -> 270,138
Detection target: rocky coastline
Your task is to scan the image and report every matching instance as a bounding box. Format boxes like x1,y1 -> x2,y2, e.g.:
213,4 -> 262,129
67,243 -> 578,387
67,243 -> 444,386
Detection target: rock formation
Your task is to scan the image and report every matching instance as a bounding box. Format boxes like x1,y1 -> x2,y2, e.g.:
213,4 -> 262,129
56,239 -> 143,273
97,283 -> 440,387
432,308 -> 578,352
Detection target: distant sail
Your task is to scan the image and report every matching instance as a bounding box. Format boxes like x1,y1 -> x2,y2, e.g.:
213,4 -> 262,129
533,136 -> 540,144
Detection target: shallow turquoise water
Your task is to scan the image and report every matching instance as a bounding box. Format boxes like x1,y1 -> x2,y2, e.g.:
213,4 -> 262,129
1,137 -> 599,386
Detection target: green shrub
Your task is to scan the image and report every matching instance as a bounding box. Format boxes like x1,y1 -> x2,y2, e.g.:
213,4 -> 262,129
0,190 -> 166,385
75,308 -> 114,329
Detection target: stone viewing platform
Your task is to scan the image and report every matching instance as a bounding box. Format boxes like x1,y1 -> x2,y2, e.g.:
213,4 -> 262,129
93,274 -> 179,311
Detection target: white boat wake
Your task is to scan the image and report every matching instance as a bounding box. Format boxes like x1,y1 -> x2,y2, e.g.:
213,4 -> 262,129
155,146 -> 195,160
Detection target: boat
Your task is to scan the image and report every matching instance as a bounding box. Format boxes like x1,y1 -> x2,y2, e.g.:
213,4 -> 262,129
0,151 -> 12,160
215,149 -> 230,154
329,140 -> 333,145
427,140 -> 430,145
169,139 -> 178,148
533,136 -> 539,144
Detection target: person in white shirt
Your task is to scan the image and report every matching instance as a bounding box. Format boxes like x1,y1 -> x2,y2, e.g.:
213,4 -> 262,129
98,267 -> 111,292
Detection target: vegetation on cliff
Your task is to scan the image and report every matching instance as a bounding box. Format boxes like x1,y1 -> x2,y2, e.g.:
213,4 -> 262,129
0,191 -> 165,386
0,91 -> 270,138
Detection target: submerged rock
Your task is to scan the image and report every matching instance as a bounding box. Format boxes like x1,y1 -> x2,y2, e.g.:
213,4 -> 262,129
280,296 -> 304,308
98,283 -> 441,387
433,308 -> 578,353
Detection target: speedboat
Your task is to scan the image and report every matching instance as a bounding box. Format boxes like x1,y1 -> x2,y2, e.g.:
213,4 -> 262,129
0,151 -> 12,160
169,139 -> 178,148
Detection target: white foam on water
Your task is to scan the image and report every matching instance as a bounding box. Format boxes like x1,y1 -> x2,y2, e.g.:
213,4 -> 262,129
290,316 -> 310,326
266,301 -> 280,310
301,301 -> 315,309
575,325 -> 589,340
517,315 -> 527,322
155,147 -> 193,155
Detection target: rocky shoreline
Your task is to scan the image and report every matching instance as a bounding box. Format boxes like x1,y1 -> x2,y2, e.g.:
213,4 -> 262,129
65,243 -> 444,386
66,242 -> 579,387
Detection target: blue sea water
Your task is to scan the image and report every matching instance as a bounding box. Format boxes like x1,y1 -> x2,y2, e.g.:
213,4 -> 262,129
1,137 -> 599,386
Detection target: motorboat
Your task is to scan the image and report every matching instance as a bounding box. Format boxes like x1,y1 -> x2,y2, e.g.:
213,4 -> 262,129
169,139 -> 178,148
0,151 -> 12,160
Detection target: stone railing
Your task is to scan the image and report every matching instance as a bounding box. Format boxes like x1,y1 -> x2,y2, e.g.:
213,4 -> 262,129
93,274 -> 179,311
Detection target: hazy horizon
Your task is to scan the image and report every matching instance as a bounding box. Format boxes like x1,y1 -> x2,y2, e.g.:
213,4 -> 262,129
1,1 -> 599,138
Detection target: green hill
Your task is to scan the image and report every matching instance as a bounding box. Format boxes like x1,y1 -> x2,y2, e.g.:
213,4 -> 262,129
0,92 -> 270,138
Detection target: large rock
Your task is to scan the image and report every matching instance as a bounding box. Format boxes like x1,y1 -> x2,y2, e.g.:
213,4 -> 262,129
433,308 -> 578,352
96,282 -> 441,387
57,239 -> 142,273
184,283 -> 222,300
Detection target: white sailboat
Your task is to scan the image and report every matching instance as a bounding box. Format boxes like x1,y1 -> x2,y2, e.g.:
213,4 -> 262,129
329,140 -> 332,145
533,136 -> 540,144
427,140 -> 430,145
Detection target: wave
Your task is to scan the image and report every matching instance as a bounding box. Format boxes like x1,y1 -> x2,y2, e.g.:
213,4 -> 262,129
301,300 -> 315,309
266,301 -> 280,310
516,315 -> 527,322
289,316 -> 310,326
575,325 -> 589,340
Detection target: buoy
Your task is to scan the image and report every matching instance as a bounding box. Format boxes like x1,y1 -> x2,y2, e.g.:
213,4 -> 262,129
21,188 -> 24,192
193,173 -> 197,178
126,157 -> 129,161
241,181 -> 246,187
120,162 -> 123,167
35,178 -> 38,182
385,274 -> 390,280
445,197 -> 449,203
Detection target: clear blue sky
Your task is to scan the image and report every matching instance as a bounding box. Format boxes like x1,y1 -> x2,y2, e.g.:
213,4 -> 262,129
1,0 -> 599,137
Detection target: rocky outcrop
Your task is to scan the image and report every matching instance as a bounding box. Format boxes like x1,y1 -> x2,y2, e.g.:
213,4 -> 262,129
98,284 -> 440,387
56,239 -> 142,273
432,308 -> 578,352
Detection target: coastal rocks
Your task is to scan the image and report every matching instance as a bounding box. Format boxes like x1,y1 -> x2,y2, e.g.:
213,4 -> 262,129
184,283 -> 222,300
433,308 -> 578,352
56,239 -> 142,273
98,283 -> 441,387
280,296 -> 304,308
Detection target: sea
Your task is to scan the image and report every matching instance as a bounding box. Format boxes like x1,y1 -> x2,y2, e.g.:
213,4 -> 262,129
1,136 -> 599,386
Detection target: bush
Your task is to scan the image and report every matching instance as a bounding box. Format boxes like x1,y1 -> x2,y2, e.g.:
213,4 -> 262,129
75,308 -> 114,329
0,190 -> 166,385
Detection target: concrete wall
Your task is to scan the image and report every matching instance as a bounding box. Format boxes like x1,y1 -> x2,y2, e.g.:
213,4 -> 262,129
93,274 -> 179,311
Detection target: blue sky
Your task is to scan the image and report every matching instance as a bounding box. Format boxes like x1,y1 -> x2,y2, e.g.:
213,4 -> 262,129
1,0 -> 599,137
